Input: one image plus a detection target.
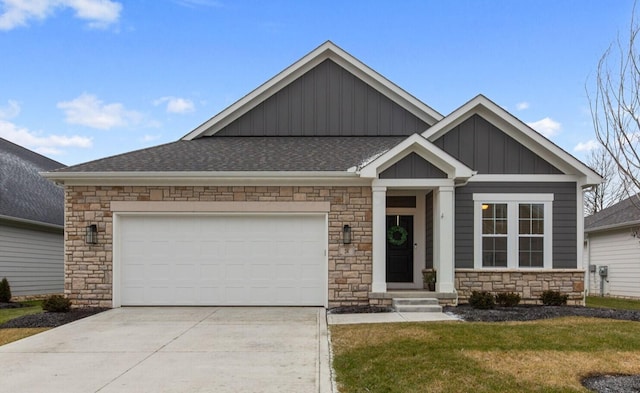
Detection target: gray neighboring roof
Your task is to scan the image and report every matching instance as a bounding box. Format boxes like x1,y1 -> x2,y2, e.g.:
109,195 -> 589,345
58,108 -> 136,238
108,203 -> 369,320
52,136 -> 406,173
585,193 -> 640,232
0,138 -> 66,226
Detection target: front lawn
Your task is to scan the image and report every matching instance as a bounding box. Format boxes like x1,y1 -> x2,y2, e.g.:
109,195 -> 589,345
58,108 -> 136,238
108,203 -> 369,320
0,301 -> 47,345
0,301 -> 43,324
330,317 -> 640,393
586,295 -> 640,310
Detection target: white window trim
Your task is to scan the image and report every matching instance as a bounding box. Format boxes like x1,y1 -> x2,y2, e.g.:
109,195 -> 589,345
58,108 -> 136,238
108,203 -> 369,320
473,193 -> 553,269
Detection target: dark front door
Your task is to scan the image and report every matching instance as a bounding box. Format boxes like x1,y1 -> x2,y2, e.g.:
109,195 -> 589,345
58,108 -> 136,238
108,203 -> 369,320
386,215 -> 414,283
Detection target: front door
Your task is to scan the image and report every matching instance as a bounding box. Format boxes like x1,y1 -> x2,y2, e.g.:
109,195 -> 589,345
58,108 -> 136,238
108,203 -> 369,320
386,215 -> 414,283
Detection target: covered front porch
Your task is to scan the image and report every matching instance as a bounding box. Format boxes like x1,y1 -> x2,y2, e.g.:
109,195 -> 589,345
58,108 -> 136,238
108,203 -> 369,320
357,134 -> 476,306
368,182 -> 458,304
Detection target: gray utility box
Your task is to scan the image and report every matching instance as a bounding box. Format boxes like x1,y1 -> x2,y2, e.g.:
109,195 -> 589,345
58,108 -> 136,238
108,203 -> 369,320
598,265 -> 608,277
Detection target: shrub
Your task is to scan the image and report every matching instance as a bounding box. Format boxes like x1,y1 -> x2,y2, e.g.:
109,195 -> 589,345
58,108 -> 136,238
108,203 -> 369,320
468,291 -> 495,309
42,295 -> 71,312
495,292 -> 521,307
540,290 -> 568,306
0,277 -> 11,303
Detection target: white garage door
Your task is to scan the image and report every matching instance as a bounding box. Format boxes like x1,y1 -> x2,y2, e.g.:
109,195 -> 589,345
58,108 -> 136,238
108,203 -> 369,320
117,214 -> 327,306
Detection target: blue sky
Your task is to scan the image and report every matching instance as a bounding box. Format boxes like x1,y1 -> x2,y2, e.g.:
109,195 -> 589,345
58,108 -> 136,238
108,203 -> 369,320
0,0 -> 635,166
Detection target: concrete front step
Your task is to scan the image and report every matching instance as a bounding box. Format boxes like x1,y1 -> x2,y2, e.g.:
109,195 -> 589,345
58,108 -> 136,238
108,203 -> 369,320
393,298 -> 440,306
370,291 -> 458,306
392,298 -> 443,313
394,304 -> 443,313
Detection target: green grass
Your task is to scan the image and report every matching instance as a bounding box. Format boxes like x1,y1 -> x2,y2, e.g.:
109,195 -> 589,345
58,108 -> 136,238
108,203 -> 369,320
0,300 -> 43,324
586,295 -> 640,310
331,318 -> 640,393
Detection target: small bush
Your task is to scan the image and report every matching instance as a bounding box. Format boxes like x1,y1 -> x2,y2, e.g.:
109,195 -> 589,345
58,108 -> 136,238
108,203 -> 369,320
540,290 -> 568,306
42,295 -> 71,312
468,291 -> 495,309
496,292 -> 521,307
0,277 -> 11,303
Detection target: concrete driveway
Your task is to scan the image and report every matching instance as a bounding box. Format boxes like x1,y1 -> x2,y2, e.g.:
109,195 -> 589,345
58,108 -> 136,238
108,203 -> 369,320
0,307 -> 332,393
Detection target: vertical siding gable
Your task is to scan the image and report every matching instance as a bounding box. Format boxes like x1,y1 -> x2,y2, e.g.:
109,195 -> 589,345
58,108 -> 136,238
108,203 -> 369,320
379,152 -> 447,179
216,59 -> 430,136
433,114 -> 562,174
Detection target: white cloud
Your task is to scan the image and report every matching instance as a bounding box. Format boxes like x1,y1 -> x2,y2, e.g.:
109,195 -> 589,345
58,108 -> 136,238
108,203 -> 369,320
574,140 -> 600,152
0,99 -> 20,119
516,102 -> 530,111
57,93 -> 143,129
526,117 -> 562,138
140,134 -> 160,142
0,119 -> 92,155
0,0 -> 122,31
153,96 -> 195,114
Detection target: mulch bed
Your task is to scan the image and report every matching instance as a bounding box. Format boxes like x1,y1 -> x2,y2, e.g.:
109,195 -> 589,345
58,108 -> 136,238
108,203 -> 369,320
328,305 -> 393,314
444,304 -> 640,322
0,305 -> 109,329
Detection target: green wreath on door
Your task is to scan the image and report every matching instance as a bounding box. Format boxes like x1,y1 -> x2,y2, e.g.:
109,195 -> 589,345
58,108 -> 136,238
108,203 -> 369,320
387,225 -> 408,246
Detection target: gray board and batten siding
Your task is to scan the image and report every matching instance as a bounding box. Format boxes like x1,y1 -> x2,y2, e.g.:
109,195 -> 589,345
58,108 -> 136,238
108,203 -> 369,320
425,191 -> 434,270
433,114 -> 563,174
454,182 -> 577,269
216,59 -> 431,137
0,220 -> 63,296
380,152 -> 447,179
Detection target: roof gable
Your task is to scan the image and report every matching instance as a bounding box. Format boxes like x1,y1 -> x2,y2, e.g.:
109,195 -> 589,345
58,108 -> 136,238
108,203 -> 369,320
183,41 -> 442,140
433,114 -> 562,174
379,152 -> 447,179
216,59 -> 430,137
423,95 -> 602,185
0,138 -> 65,226
359,133 -> 475,180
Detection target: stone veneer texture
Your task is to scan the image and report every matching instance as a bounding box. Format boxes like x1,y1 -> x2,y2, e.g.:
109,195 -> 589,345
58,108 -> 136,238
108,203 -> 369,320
65,185 -> 372,308
455,270 -> 585,306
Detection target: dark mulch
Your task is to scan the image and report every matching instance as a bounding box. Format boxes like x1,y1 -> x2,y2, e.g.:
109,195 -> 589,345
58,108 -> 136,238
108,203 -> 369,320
0,307 -> 109,329
328,305 -> 393,314
582,374 -> 640,393
444,304 -> 640,323
0,302 -> 25,309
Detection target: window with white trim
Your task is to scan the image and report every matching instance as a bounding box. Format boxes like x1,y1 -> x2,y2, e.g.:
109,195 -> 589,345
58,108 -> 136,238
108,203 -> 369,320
473,194 -> 553,269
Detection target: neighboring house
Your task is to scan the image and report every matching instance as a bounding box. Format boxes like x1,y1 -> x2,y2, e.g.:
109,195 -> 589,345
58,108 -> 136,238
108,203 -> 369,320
0,137 -> 65,297
43,42 -> 601,308
584,194 -> 640,299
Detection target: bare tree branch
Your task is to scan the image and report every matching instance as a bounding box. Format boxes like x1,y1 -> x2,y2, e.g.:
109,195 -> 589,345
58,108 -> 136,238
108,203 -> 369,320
589,1 -> 640,208
583,147 -> 626,215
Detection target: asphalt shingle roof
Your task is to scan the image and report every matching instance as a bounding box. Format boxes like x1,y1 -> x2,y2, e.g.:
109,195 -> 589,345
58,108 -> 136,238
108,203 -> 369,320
0,138 -> 66,226
585,193 -> 640,232
53,136 -> 406,173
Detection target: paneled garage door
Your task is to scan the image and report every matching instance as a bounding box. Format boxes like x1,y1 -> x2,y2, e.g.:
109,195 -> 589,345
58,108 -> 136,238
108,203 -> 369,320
117,214 -> 327,306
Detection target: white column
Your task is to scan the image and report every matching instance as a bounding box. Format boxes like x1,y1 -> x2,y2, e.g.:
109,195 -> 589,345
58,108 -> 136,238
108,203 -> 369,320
435,186 -> 455,292
372,186 -> 387,292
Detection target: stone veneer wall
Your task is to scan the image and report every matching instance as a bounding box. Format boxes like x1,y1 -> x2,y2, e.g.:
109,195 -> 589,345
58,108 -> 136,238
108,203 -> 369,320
455,269 -> 585,306
65,185 -> 372,308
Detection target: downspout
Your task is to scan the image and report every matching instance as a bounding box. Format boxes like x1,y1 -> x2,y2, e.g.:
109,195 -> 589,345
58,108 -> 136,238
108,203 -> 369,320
447,172 -> 476,305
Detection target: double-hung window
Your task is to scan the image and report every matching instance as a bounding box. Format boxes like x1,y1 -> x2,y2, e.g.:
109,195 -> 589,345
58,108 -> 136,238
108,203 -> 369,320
473,194 -> 553,269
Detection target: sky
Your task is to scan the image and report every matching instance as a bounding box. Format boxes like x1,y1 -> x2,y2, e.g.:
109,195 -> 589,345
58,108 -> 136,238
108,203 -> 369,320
0,0 -> 636,167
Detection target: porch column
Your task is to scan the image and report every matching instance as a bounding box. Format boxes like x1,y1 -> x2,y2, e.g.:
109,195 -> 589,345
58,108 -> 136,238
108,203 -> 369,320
435,186 -> 455,292
372,186 -> 387,292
